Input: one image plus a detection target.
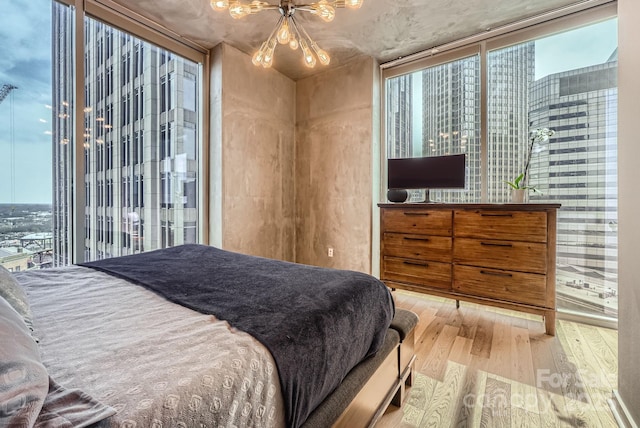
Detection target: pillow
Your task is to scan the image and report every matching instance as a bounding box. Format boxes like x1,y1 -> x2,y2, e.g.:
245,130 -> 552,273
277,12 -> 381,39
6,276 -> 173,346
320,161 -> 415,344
0,295 -> 49,427
0,265 -> 32,327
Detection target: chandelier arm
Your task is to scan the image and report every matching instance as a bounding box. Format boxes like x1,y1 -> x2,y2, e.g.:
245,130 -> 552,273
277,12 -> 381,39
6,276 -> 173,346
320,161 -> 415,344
266,15 -> 285,42
292,6 -> 323,14
289,16 -> 307,44
291,1 -> 346,8
251,4 -> 280,16
295,16 -> 318,45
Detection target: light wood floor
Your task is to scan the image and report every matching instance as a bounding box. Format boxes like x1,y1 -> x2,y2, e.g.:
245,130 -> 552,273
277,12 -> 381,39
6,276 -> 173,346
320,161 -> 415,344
377,290 -> 618,428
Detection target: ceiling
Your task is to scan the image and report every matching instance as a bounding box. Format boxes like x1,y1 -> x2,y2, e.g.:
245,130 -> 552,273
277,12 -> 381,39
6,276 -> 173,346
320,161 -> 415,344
113,0 -> 583,80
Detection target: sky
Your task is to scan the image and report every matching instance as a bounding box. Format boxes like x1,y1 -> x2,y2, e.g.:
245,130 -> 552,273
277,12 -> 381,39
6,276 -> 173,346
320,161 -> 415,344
535,18 -> 618,80
0,3 -> 620,204
0,0 -> 53,204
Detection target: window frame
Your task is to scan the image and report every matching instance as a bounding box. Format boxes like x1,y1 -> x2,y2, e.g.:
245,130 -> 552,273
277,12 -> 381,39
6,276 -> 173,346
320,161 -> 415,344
380,2 -> 617,203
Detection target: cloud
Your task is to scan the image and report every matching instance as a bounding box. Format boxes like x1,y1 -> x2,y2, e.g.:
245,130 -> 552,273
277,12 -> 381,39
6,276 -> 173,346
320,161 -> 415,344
0,0 -> 53,88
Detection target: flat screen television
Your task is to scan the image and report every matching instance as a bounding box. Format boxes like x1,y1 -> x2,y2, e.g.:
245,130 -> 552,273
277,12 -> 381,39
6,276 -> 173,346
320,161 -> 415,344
387,153 -> 466,202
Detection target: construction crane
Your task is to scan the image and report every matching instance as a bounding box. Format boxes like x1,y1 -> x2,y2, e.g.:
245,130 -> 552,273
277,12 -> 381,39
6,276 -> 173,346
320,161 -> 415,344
0,84 -> 18,206
0,84 -> 17,105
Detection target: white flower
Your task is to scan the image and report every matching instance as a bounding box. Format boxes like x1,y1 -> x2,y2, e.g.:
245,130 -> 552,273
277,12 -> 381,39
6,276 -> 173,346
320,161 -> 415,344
530,127 -> 555,143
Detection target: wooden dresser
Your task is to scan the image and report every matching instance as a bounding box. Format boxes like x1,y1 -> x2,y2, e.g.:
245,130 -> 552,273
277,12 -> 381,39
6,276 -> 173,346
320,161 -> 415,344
379,203 -> 561,335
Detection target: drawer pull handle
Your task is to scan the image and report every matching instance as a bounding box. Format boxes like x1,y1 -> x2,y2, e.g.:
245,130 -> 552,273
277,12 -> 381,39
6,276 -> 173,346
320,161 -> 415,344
480,213 -> 513,217
404,212 -> 429,216
480,270 -> 513,278
480,242 -> 513,248
404,237 -> 430,242
403,261 -> 429,267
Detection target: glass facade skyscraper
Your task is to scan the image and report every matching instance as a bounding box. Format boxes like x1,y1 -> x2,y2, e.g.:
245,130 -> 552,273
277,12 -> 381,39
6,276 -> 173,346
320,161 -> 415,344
529,54 -> 618,317
487,42 -> 536,203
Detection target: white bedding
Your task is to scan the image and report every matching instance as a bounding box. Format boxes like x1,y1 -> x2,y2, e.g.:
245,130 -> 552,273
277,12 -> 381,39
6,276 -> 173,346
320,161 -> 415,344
16,266 -> 286,428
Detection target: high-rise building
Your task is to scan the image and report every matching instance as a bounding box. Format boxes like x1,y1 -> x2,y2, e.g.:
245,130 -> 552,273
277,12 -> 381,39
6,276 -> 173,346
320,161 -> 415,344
52,3 -> 74,267
420,55 -> 482,203
386,74 -> 413,159
529,52 -> 618,316
487,42 -> 536,203
52,15 -> 200,265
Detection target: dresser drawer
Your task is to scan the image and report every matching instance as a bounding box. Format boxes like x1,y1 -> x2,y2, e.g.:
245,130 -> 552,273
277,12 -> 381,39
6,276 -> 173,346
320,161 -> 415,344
453,238 -> 547,274
383,233 -> 452,263
453,265 -> 548,307
454,210 -> 547,243
382,209 -> 452,236
382,256 -> 451,290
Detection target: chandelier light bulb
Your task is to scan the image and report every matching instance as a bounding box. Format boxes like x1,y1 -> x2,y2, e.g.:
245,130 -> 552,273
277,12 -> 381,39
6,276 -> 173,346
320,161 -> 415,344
277,19 -> 291,44
312,0 -> 335,22
304,52 -> 316,68
252,51 -> 262,66
262,52 -> 273,68
252,43 -> 267,66
262,44 -> 276,68
344,0 -> 363,9
229,2 -> 251,18
300,40 -> 316,68
311,42 -> 330,65
250,0 -> 265,13
289,35 -> 299,50
210,0 -> 229,11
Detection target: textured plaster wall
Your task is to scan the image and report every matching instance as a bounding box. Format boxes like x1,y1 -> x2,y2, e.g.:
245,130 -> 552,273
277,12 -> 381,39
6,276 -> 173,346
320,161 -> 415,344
616,0 -> 640,422
210,43 -> 296,261
295,56 -> 376,273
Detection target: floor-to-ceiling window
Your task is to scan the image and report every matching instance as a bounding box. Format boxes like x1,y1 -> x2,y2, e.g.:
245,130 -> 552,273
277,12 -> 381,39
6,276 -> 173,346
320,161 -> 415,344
76,17 -> 202,262
383,7 -> 618,322
487,19 -> 618,319
1,0 -> 206,269
0,0 -> 69,271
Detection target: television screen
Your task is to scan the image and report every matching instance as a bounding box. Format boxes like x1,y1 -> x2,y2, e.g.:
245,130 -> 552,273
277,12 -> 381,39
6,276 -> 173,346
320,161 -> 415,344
387,154 -> 466,190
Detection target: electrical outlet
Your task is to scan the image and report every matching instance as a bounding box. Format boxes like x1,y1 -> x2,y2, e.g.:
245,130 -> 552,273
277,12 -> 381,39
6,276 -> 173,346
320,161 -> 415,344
328,247 -> 334,257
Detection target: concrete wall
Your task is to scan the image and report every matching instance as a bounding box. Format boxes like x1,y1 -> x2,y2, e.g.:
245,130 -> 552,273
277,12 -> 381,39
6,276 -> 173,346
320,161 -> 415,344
616,0 -> 640,422
210,43 -> 296,261
295,56 -> 377,273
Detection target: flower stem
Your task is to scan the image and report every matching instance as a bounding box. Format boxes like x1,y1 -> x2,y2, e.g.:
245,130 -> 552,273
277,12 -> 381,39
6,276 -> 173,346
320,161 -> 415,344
522,136 -> 536,188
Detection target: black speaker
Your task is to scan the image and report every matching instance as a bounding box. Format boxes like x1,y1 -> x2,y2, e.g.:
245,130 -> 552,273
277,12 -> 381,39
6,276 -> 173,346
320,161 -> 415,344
387,188 -> 408,203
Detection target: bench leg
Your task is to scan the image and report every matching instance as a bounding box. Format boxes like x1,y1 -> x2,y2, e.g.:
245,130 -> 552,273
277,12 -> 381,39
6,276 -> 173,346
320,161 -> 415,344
392,354 -> 416,406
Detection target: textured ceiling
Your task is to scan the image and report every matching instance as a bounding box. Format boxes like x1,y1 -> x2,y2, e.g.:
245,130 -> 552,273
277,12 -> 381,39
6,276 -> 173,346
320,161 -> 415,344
113,0 -> 582,80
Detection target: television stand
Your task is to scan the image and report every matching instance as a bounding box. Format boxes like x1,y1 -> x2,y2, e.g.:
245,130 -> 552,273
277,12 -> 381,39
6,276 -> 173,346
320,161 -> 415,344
410,189 -> 434,203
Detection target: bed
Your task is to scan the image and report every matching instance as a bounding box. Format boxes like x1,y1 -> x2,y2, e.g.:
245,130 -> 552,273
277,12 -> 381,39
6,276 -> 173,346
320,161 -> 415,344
1,244 -> 417,428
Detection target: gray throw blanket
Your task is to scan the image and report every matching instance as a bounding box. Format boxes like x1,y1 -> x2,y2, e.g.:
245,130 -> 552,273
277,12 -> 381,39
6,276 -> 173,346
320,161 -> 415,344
80,244 -> 394,428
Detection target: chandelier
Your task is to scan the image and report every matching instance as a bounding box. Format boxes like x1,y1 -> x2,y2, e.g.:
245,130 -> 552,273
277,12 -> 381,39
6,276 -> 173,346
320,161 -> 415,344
210,0 -> 364,69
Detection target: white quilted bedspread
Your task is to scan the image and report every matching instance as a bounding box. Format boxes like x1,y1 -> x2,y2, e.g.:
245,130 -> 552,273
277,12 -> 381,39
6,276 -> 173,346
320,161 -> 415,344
16,266 -> 286,428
